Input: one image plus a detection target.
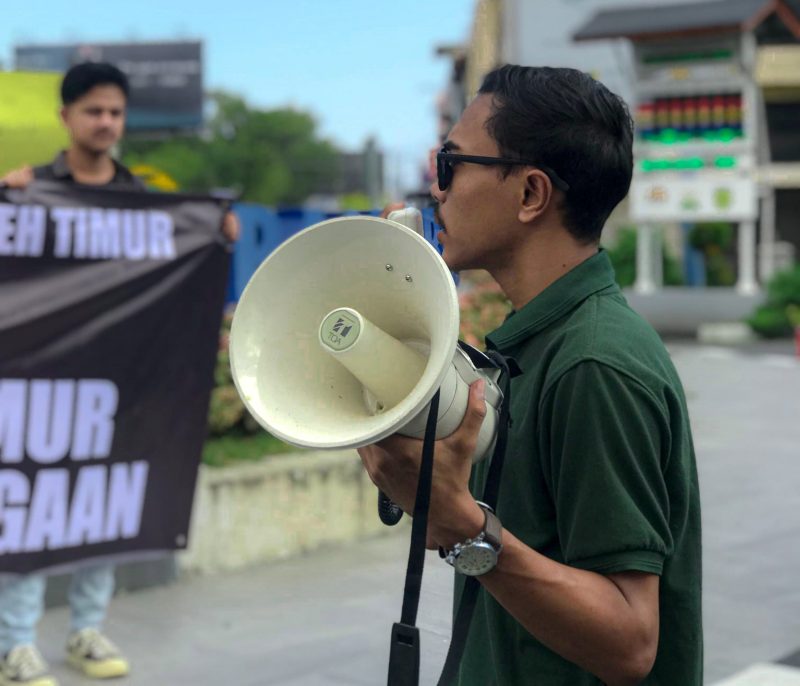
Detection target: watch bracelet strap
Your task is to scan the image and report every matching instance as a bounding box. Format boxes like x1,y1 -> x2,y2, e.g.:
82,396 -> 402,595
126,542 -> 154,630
479,504 -> 503,550
439,503 -> 502,566
436,350 -> 513,686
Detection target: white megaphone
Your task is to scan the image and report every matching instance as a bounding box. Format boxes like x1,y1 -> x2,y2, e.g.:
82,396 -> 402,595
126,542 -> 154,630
229,210 -> 503,462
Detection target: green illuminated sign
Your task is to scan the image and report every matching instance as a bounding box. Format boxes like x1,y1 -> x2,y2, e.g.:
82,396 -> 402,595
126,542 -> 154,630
640,156 -> 739,172
714,157 -> 737,168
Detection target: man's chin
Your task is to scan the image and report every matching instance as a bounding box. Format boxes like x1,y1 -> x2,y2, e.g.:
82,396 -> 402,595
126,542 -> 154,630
83,140 -> 117,155
441,250 -> 462,274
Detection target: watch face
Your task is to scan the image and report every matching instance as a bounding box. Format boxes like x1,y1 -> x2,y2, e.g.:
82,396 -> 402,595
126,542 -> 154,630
455,543 -> 497,576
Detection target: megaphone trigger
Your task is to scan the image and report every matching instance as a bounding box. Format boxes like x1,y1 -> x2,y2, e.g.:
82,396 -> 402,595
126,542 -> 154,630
377,490 -> 404,526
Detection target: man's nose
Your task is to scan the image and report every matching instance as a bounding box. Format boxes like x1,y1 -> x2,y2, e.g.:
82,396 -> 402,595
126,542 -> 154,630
429,179 -> 445,204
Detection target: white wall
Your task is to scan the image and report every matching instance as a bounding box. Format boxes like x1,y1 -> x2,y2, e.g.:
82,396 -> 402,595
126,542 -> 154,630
502,0 -> 702,104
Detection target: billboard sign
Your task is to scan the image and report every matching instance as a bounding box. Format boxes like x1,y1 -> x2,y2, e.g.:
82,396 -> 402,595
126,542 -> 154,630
15,41 -> 203,131
630,173 -> 758,222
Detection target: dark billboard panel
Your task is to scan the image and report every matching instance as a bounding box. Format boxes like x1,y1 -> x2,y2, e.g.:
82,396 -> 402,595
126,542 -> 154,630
15,41 -> 203,132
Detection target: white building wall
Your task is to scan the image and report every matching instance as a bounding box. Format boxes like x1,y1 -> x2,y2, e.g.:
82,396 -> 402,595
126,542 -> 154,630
502,0 -> 702,105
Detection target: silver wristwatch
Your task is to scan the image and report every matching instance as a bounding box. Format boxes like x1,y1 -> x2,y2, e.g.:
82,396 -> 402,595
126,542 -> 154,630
443,502 -> 503,576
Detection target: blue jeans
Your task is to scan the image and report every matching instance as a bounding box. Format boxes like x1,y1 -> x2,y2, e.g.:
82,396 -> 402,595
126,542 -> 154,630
0,564 -> 115,654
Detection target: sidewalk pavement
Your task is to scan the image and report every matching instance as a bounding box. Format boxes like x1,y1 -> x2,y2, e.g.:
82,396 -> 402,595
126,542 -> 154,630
35,342 -> 800,685
38,537 -> 453,686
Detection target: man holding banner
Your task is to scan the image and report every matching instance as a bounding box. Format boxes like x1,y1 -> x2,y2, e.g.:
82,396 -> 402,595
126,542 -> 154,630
0,62 -> 234,686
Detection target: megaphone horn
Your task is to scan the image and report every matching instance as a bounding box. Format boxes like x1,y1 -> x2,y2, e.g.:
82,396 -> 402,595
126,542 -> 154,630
229,213 -> 503,463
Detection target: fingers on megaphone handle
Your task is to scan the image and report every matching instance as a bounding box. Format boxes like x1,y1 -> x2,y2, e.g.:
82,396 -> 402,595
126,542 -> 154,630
448,379 -> 487,455
473,378 -> 487,403
380,202 -> 406,219
378,490 -> 404,526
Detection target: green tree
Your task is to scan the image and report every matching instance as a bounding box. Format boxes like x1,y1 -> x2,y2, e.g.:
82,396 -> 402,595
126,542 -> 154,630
123,91 -> 340,205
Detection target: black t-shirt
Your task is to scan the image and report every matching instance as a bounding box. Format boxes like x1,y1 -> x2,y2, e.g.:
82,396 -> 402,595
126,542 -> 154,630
33,151 -> 146,190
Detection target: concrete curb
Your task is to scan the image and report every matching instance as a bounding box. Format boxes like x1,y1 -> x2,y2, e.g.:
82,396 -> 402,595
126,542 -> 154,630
178,449 -> 401,575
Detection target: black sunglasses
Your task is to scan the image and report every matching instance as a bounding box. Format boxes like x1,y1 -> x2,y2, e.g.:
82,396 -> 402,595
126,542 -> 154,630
436,147 -> 570,193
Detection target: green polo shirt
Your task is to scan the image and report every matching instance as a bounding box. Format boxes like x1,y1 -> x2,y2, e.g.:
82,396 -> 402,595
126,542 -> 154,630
456,250 -> 702,685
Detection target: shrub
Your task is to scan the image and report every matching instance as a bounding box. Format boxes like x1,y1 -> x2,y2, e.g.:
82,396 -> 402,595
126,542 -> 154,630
207,385 -> 246,435
747,263 -> 800,338
747,306 -> 792,338
687,222 -> 733,252
458,271 -> 512,350
687,223 -> 735,286
207,312 -> 250,436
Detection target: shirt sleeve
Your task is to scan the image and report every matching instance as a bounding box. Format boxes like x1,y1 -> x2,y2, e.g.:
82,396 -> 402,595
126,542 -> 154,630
538,359 -> 674,575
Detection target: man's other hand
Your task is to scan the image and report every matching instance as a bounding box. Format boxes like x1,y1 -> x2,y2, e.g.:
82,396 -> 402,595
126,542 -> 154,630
380,202 -> 406,219
0,166 -> 33,189
222,211 -> 240,242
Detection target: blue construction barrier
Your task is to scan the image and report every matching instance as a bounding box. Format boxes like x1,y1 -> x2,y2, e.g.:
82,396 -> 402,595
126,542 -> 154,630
226,204 -> 447,303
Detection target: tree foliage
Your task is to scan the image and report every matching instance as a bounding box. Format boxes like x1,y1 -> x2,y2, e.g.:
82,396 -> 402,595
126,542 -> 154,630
122,91 -> 340,206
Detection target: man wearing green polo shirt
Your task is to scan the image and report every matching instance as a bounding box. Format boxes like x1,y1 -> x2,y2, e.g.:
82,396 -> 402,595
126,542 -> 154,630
359,65 -> 702,685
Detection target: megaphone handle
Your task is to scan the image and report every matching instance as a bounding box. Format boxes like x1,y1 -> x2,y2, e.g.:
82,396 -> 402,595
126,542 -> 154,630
378,490 -> 404,526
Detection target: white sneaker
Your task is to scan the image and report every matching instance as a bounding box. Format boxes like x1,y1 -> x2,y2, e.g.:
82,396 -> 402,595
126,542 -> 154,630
0,644 -> 58,686
65,629 -> 129,679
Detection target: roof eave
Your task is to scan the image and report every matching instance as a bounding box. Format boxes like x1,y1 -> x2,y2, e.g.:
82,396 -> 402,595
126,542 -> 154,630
574,24 -> 744,43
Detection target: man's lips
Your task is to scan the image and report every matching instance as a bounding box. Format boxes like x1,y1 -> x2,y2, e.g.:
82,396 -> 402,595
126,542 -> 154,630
434,210 -> 446,233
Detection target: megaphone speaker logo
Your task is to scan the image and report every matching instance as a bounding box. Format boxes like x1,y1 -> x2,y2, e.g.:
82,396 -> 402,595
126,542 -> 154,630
320,311 -> 359,351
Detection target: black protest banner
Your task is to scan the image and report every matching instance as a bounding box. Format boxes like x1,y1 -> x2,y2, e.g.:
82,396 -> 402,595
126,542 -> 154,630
0,181 -> 229,574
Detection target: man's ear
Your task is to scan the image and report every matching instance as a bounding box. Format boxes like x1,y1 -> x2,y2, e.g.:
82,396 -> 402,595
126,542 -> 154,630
59,106 -> 68,127
518,169 -> 553,224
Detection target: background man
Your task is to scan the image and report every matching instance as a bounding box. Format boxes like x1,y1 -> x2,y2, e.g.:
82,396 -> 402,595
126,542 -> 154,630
0,61 -> 236,686
360,65 -> 702,685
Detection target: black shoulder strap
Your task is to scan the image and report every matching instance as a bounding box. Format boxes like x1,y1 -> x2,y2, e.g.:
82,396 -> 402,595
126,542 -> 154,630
436,350 -> 514,686
386,351 -> 516,686
387,389 -> 440,686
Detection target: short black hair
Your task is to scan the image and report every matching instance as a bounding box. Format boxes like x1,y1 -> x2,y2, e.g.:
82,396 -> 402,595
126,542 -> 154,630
61,62 -> 130,106
478,65 -> 633,244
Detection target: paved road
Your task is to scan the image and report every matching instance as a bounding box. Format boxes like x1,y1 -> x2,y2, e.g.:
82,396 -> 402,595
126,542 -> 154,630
35,342 -> 800,685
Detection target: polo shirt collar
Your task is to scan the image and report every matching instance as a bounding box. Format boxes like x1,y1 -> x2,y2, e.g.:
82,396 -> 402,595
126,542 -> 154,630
485,249 -> 619,351
48,150 -> 135,185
